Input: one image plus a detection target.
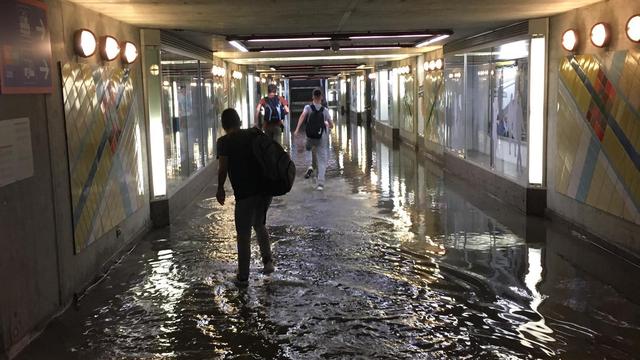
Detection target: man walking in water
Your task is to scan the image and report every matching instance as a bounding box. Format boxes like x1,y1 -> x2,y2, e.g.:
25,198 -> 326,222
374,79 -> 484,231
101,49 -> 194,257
255,84 -> 289,145
294,88 -> 334,191
217,108 -> 274,285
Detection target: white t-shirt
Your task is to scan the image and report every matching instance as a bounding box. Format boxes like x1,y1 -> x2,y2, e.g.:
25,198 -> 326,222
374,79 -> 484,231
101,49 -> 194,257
303,103 -> 332,123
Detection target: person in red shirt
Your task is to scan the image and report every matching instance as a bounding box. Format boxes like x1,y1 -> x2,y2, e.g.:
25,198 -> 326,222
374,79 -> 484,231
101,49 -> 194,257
254,84 -> 289,145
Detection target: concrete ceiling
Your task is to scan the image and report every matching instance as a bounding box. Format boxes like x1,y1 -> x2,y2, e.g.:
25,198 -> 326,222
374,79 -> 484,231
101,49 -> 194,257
68,0 -> 602,70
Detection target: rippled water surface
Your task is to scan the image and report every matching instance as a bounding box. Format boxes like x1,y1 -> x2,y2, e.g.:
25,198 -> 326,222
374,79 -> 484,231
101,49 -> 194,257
20,121 -> 640,359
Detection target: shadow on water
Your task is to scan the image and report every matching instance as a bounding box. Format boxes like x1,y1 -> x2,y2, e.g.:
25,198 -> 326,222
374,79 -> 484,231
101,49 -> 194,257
18,119 -> 640,359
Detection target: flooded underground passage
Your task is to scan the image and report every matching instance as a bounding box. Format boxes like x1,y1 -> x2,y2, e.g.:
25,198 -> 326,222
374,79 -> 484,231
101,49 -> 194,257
17,117 -> 640,360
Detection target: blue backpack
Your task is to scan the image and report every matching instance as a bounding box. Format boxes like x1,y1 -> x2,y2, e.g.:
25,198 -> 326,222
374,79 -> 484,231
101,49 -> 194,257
263,96 -> 285,124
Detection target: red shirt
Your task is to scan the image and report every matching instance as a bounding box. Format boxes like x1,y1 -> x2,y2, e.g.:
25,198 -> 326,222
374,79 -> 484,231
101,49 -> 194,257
259,95 -> 289,127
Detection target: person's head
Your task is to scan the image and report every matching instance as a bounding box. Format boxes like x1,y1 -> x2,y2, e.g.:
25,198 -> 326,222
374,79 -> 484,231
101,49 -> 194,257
221,108 -> 241,133
267,84 -> 277,95
312,88 -> 323,102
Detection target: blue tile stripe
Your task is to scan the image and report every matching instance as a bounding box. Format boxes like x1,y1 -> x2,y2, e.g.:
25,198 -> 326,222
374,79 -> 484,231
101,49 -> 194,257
71,72 -> 134,228
576,138 -> 600,202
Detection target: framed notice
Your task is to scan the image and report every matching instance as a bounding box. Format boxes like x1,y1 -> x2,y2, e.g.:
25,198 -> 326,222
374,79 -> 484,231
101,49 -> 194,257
0,117 -> 34,187
0,0 -> 53,94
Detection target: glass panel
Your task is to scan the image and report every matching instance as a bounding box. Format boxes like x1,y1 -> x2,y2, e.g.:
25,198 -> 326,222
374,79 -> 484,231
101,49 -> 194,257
370,75 -> 377,121
444,55 -> 465,155
161,51 -> 199,193
378,70 -> 389,123
443,38 -> 530,183
201,61 -> 217,163
491,39 -> 529,184
465,48 -> 492,169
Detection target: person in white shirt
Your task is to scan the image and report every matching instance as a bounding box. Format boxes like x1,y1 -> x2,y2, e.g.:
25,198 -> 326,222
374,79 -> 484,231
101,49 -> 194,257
294,88 -> 334,191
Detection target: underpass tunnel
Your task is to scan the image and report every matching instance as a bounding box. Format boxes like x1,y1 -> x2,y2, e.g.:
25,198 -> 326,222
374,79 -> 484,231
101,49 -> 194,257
2,0 -> 640,358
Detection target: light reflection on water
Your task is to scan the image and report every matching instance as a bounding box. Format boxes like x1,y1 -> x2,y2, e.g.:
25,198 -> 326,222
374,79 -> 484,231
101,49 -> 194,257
61,120 -> 640,359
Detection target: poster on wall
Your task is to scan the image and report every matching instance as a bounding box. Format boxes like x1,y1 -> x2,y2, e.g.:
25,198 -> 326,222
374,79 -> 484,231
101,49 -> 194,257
0,0 -> 53,94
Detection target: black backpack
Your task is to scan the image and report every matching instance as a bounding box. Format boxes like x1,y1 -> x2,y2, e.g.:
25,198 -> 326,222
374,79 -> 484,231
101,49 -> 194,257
305,104 -> 326,139
250,128 -> 296,196
263,96 -> 285,124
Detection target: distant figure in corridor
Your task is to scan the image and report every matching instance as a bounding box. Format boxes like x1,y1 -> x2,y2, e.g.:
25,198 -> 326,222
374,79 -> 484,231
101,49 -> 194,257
216,108 -> 275,285
294,88 -> 334,191
255,84 -> 289,145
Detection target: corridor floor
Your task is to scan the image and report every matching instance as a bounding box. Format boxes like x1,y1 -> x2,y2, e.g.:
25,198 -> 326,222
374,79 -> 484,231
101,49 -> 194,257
19,123 -> 640,359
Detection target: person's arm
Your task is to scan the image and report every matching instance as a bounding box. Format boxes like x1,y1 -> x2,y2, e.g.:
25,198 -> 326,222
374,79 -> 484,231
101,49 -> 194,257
216,156 -> 228,205
325,109 -> 334,129
281,96 -> 290,115
254,102 -> 263,128
294,108 -> 308,135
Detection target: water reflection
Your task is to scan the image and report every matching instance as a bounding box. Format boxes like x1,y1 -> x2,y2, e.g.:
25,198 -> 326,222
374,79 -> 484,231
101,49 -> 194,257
22,119 -> 640,359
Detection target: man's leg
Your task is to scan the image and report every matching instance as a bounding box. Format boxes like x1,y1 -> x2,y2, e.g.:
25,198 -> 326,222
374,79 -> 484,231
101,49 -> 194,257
234,197 -> 255,281
252,196 -> 273,269
316,133 -> 329,186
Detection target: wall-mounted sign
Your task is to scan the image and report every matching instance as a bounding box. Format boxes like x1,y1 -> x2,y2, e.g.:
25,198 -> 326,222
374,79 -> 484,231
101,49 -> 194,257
0,0 -> 52,94
0,117 -> 34,187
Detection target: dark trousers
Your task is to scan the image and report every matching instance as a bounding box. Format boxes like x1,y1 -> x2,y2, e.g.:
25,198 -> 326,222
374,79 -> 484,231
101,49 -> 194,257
234,194 -> 273,280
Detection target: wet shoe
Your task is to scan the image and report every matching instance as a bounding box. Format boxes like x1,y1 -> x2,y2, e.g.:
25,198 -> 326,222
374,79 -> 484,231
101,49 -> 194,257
304,168 -> 313,179
262,262 -> 275,275
316,184 -> 324,191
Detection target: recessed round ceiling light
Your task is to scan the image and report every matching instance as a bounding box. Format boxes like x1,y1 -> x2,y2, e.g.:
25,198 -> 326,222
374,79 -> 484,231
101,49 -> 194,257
626,15 -> 640,43
121,41 -> 138,64
435,58 -> 443,70
100,35 -> 120,61
590,22 -> 611,48
562,29 -> 578,52
74,29 -> 97,57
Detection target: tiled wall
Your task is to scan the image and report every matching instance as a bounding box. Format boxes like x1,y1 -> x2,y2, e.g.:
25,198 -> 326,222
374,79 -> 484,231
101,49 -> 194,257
61,63 -> 146,252
555,51 -> 640,225
422,70 -> 445,149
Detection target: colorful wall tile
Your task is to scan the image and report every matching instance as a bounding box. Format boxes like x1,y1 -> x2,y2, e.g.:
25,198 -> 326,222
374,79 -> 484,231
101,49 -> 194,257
61,63 -> 146,252
556,50 -> 640,225
422,71 -> 445,147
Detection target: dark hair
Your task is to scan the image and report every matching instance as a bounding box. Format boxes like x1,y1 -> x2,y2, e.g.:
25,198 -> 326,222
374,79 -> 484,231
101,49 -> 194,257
267,84 -> 277,94
221,108 -> 241,130
312,88 -> 322,98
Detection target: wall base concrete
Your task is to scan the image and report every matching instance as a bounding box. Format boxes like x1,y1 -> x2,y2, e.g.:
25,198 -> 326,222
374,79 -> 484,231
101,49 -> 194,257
168,162 -> 217,223
444,152 -> 546,216
373,121 -> 399,147
417,136 -> 444,165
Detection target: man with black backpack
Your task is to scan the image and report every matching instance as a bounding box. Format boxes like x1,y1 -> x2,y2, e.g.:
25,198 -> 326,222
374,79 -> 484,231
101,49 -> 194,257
217,108 -> 295,286
255,84 -> 289,145
294,88 -> 334,191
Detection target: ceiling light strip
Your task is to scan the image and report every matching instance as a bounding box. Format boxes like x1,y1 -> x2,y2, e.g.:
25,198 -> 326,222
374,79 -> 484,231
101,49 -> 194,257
416,34 -> 450,47
229,40 -> 248,52
259,48 -> 325,53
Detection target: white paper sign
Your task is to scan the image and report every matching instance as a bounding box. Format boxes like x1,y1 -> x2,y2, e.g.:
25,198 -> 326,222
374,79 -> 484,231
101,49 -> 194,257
0,117 -> 34,187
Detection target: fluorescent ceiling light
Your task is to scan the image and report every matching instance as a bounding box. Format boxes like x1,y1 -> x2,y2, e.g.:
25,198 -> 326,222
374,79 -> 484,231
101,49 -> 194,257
416,34 -> 450,47
248,37 -> 331,42
229,40 -> 248,52
260,48 -> 325,53
349,34 -> 430,39
233,54 -> 411,64
341,46 -> 401,51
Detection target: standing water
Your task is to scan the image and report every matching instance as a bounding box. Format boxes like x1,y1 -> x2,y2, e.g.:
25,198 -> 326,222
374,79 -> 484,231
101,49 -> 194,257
19,119 -> 640,359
